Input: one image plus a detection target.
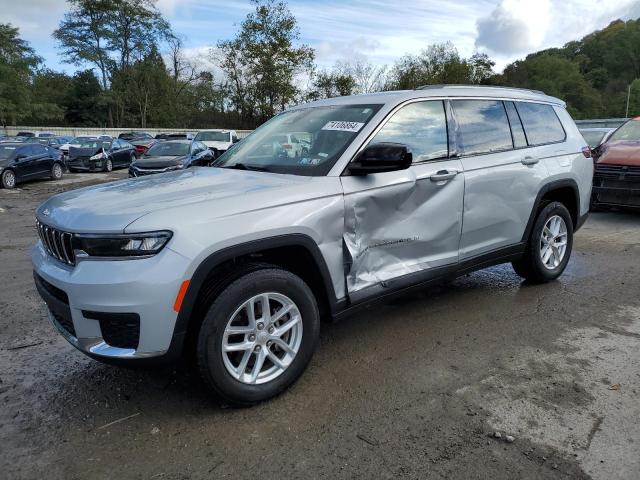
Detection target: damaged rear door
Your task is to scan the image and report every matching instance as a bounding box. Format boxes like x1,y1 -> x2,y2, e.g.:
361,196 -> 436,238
341,99 -> 464,301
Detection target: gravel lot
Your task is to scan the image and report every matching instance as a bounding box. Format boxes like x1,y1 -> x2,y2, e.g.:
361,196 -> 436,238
1,172 -> 639,479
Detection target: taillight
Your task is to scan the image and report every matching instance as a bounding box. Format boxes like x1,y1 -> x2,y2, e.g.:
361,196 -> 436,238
581,146 -> 591,158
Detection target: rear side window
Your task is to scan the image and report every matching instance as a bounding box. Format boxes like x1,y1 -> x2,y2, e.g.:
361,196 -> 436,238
31,144 -> 47,154
371,100 -> 448,163
504,101 -> 527,148
451,100 -> 513,156
514,102 -> 565,145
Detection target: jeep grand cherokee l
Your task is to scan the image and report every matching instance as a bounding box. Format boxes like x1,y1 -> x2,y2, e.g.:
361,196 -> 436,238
32,86 -> 593,405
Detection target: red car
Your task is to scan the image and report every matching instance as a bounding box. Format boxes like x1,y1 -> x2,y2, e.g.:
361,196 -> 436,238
592,117 -> 640,209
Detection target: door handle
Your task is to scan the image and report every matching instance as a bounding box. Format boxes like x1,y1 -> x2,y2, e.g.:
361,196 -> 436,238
430,169 -> 458,182
521,156 -> 539,165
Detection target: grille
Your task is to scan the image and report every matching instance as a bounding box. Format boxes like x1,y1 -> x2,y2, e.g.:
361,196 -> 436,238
36,220 -> 75,265
594,164 -> 640,177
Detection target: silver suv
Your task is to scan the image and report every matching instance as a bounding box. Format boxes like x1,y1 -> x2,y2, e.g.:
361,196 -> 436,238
32,86 -> 593,405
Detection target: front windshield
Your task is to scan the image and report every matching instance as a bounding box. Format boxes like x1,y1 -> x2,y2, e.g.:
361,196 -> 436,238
196,131 -> 230,142
214,104 -> 382,176
145,142 -> 190,157
609,120 -> 640,142
0,145 -> 17,160
78,139 -> 111,149
581,130 -> 606,148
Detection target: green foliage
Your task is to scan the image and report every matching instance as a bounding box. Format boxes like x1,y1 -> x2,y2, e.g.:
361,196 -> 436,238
217,0 -> 314,125
385,43 -> 494,90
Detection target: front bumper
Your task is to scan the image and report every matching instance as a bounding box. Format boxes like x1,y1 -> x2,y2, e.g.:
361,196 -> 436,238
66,157 -> 106,172
32,242 -> 190,363
592,164 -> 640,208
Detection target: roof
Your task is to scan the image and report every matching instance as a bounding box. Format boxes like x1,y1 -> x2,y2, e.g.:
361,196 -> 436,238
0,142 -> 26,148
291,85 -> 565,110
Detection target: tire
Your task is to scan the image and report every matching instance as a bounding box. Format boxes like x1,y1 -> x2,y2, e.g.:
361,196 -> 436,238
512,201 -> 574,283
51,162 -> 63,180
104,158 -> 113,172
1,169 -> 16,189
196,267 -> 320,405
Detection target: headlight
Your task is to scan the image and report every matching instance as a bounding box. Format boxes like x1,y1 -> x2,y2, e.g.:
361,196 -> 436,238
72,231 -> 172,257
89,152 -> 106,161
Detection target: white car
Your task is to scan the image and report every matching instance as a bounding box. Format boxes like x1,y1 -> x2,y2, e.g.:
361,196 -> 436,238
271,132 -> 313,158
194,130 -> 239,157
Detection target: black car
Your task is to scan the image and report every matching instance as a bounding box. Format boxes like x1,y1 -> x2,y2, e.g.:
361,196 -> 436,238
0,142 -> 65,189
129,140 -> 214,177
118,132 -> 153,141
25,136 -> 73,149
67,138 -> 136,172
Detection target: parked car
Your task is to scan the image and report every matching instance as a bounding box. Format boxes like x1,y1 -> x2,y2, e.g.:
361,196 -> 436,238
25,136 -> 72,149
59,135 -> 112,158
17,131 -> 55,138
32,86 -> 592,405
194,130 -> 239,157
0,136 -> 28,143
129,137 -> 159,157
579,127 -> 614,149
163,132 -> 195,140
118,132 -> 153,141
0,142 -> 65,188
129,140 -> 214,177
269,132 -> 312,158
67,138 -> 136,172
591,117 -> 640,209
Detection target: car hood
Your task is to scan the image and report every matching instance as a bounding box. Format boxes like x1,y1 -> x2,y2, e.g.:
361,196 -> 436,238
134,156 -> 186,168
35,167 -> 332,233
201,140 -> 232,149
68,146 -> 102,159
596,140 -> 640,166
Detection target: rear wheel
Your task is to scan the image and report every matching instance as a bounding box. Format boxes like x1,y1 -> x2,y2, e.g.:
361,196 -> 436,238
51,162 -> 63,180
512,201 -> 573,283
196,267 -> 320,405
1,169 -> 16,189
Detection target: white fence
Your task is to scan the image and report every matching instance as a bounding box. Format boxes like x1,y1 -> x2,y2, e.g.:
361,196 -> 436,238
1,126 -> 253,139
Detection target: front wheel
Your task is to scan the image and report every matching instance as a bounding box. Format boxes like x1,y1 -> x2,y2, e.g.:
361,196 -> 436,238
103,158 -> 113,172
512,201 -> 574,283
197,267 -> 320,405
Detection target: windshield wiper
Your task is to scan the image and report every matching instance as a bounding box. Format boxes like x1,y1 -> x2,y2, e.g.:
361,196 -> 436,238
221,163 -> 271,172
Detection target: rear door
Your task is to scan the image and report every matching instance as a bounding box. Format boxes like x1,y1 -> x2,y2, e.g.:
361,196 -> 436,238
341,100 -> 465,299
453,99 -> 549,259
31,144 -> 52,175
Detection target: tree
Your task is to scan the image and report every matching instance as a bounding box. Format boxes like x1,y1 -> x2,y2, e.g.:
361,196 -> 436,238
385,42 -> 489,90
334,59 -> 387,94
64,70 -> 107,126
53,0 -> 114,90
0,24 -> 59,125
308,70 -> 356,100
216,0 -> 314,126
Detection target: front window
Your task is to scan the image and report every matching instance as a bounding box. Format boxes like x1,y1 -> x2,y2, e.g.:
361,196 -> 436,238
195,131 -> 231,142
609,120 -> 640,142
214,104 -> 382,176
145,142 -> 190,157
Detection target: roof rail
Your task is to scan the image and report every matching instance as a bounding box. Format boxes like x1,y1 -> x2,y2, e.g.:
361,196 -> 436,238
415,84 -> 546,95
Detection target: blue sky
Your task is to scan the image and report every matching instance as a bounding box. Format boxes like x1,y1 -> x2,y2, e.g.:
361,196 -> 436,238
3,0 -> 640,75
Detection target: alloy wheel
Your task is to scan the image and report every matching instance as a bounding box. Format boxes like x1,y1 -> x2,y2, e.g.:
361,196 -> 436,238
222,292 -> 303,385
539,215 -> 568,270
52,164 -> 63,179
3,170 -> 16,188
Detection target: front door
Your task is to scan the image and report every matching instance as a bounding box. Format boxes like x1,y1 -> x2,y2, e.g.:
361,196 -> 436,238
341,100 -> 465,301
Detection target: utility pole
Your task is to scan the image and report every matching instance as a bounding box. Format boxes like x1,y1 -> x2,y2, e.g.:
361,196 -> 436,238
626,84 -> 631,118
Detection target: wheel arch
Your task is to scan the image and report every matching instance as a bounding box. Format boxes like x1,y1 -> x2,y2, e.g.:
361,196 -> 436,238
521,179 -> 580,243
173,234 -> 341,357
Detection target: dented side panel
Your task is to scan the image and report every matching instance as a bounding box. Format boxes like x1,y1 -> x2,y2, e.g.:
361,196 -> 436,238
341,160 -> 465,294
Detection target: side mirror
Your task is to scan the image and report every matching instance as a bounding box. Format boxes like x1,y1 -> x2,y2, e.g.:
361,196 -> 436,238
233,138 -> 240,144
348,143 -> 412,176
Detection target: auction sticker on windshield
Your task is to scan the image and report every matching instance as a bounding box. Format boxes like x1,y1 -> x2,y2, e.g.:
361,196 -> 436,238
322,121 -> 365,132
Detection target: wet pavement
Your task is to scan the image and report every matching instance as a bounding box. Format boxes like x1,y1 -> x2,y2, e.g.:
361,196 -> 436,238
1,172 -> 639,479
